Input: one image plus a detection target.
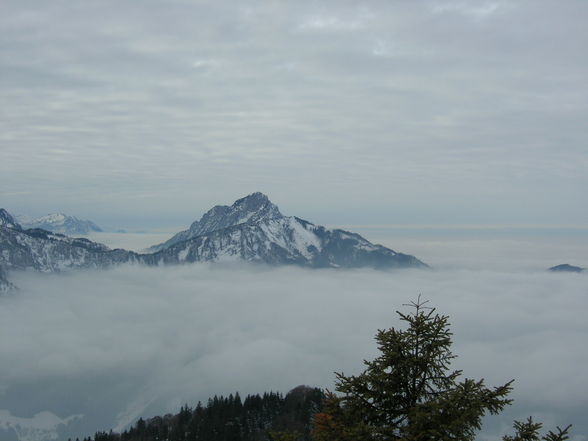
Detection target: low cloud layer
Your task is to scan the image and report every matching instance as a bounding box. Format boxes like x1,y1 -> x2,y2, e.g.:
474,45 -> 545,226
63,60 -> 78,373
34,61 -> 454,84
0,259 -> 586,440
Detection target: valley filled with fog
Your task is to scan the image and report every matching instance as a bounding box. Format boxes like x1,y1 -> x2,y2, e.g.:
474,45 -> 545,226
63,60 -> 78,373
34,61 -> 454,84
1,228 -> 586,441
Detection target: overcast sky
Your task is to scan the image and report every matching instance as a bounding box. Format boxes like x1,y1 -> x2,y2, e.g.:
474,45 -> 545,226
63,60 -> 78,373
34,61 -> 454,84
1,0 -> 587,228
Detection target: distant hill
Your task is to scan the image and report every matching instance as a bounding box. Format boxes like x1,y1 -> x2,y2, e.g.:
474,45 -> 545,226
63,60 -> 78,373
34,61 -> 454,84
548,263 -> 585,273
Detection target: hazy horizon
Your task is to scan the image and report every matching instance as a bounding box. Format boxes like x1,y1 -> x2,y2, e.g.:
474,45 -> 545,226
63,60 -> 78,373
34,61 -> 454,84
8,198 -> 588,235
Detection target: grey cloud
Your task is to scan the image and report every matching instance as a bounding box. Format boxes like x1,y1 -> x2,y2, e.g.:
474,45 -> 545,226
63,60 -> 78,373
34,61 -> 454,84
1,1 -> 586,226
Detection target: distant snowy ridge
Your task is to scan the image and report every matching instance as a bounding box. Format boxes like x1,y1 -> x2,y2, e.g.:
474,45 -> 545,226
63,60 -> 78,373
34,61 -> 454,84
17,213 -> 102,235
145,193 -> 428,269
0,211 -> 138,275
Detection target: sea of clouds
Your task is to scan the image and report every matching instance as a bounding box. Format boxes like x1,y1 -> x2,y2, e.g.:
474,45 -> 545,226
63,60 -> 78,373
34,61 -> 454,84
0,232 -> 586,441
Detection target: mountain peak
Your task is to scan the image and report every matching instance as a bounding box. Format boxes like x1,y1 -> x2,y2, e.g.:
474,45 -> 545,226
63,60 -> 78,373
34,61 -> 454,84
229,192 -> 280,217
234,191 -> 269,204
148,193 -> 283,252
200,192 -> 282,228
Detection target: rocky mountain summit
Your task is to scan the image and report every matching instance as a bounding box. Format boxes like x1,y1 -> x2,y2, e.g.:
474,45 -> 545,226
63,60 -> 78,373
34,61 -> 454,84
146,193 -> 428,269
17,213 -> 103,235
149,192 -> 282,252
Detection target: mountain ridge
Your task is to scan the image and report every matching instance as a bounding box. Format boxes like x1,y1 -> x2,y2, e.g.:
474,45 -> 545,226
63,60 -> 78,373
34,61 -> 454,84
0,225 -> 139,275
0,193 -> 428,288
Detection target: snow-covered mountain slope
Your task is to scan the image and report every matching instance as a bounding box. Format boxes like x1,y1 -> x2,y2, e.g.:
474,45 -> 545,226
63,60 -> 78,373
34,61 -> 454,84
0,219 -> 137,274
18,213 -> 103,235
146,195 -> 428,269
148,192 -> 282,252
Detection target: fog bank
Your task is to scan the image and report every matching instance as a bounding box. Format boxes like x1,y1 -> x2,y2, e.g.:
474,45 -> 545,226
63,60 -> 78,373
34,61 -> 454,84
0,261 -> 586,441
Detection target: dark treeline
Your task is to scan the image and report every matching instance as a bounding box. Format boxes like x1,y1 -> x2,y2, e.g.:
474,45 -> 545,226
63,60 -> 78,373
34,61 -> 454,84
70,386 -> 323,441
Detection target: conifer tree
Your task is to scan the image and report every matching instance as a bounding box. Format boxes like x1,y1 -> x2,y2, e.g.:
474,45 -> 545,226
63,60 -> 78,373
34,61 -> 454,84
312,297 -> 570,441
